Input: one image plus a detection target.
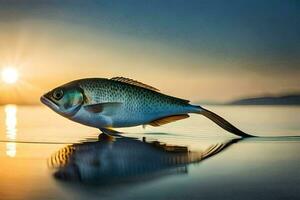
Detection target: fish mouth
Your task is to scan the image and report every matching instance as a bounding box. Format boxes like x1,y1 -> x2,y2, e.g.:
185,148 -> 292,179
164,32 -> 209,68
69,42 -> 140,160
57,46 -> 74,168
40,95 -> 59,111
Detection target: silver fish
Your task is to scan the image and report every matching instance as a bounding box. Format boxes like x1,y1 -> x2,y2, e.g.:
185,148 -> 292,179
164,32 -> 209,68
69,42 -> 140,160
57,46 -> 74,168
41,77 -> 253,137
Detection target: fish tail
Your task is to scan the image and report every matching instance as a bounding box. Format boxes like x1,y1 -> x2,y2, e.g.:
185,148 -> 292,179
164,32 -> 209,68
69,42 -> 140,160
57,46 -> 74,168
190,105 -> 255,138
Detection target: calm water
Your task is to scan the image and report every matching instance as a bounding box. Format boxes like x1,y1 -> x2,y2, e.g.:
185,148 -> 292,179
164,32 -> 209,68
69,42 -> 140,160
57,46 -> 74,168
0,105 -> 299,200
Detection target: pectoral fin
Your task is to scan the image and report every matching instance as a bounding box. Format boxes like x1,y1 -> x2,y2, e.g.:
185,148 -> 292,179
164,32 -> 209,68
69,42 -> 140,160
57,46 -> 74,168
84,102 -> 122,115
149,114 -> 189,126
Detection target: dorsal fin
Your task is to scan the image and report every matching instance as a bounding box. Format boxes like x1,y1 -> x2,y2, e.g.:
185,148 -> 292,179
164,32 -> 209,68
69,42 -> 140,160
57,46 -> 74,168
149,114 -> 189,127
111,77 -> 159,92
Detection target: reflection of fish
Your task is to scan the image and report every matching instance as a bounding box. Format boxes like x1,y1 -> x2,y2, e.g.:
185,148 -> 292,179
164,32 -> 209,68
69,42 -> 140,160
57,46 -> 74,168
41,77 -> 253,137
48,135 -> 239,183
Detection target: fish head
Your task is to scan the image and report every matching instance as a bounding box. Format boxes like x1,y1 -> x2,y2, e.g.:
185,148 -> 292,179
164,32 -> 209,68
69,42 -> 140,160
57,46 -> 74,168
40,83 -> 84,118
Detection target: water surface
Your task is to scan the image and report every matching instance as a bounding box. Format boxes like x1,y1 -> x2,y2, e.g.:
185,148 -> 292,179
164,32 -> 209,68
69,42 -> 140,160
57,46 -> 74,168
0,105 -> 299,200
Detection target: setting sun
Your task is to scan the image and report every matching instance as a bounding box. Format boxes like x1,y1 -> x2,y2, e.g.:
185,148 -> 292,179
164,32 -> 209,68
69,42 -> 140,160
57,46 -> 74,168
1,67 -> 19,84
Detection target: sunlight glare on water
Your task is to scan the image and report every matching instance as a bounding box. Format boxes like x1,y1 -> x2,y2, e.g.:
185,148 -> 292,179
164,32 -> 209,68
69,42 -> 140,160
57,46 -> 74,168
4,105 -> 17,157
6,142 -> 16,157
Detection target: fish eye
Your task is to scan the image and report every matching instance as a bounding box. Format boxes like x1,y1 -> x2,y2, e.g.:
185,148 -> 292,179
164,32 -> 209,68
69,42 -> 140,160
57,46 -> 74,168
53,89 -> 64,100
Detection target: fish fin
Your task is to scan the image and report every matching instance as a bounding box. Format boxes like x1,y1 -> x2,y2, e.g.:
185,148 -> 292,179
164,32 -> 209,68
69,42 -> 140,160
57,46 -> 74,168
99,128 -> 123,137
84,102 -> 122,115
149,114 -> 189,126
197,107 -> 254,137
98,128 -> 123,141
111,77 -> 159,92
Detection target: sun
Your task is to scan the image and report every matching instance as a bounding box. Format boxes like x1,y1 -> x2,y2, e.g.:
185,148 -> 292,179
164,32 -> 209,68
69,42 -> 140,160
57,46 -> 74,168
1,67 -> 19,84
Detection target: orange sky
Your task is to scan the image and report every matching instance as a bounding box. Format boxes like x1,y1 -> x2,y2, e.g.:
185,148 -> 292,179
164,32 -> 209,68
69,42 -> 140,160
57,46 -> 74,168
0,1 -> 300,104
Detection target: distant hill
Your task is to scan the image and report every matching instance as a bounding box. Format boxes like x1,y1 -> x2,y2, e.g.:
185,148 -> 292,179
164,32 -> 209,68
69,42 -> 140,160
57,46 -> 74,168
228,94 -> 300,105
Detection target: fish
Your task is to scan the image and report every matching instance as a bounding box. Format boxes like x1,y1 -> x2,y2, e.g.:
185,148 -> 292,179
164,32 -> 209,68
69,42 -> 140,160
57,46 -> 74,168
40,77 -> 253,137
48,135 -> 239,183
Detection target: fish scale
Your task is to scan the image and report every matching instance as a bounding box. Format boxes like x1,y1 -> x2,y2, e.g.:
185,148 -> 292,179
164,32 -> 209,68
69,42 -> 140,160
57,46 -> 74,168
78,78 -> 190,116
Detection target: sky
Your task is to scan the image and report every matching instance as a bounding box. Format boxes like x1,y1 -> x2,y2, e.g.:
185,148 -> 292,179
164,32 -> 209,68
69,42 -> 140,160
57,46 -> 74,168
0,0 -> 299,104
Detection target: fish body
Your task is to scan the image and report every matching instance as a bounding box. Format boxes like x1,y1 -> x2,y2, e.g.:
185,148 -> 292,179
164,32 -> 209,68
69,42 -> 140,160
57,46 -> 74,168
41,77 -> 198,128
41,77 -> 253,137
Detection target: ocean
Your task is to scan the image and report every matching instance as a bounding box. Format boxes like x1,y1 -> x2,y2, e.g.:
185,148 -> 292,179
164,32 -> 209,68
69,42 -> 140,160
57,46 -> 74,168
0,105 -> 299,200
